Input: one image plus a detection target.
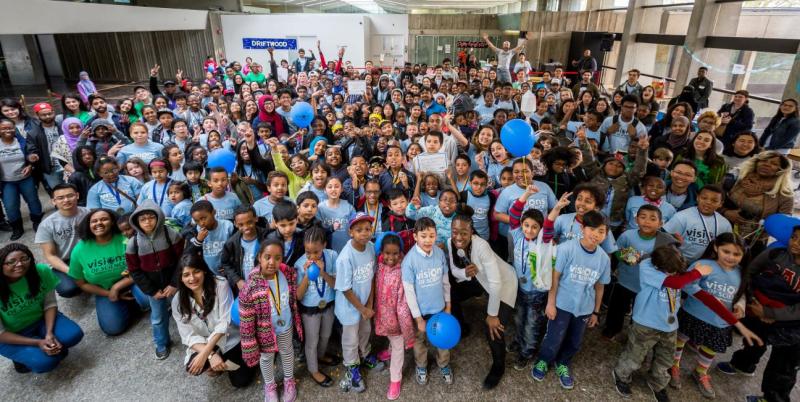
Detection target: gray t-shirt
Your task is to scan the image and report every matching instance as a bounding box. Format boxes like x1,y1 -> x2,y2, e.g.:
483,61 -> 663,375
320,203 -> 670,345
43,125 -> 61,169
34,207 -> 91,261
0,138 -> 26,181
496,49 -> 515,71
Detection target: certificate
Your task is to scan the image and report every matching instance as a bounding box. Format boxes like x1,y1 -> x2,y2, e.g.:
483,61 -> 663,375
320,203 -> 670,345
347,80 -> 367,95
277,67 -> 289,83
415,153 -> 448,176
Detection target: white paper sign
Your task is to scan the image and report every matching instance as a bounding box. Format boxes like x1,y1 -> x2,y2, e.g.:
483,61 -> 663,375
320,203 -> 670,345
521,91 -> 537,114
347,80 -> 367,95
732,64 -> 746,75
445,44 -> 451,54
437,46 -> 443,51
415,153 -> 448,176
277,67 -> 288,83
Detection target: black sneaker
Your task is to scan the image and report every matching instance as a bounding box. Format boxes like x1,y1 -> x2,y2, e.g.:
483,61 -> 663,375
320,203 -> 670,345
612,370 -> 632,398
513,355 -> 530,371
155,347 -> 170,360
648,382 -> 670,402
13,362 -> 30,373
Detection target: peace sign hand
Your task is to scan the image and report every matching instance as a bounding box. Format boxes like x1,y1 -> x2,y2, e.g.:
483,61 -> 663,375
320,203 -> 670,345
150,64 -> 160,77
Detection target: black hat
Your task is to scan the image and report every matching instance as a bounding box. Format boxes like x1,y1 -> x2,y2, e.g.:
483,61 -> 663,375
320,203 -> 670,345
156,108 -> 173,118
163,80 -> 176,86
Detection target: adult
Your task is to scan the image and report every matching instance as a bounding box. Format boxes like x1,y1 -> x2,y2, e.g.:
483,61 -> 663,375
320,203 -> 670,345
716,90 -> 754,143
571,49 -> 598,77
648,102 -> 694,141
57,93 -> 92,126
69,208 -> 148,335
599,95 -> 648,154
616,69 -> 643,97
293,48 -> 316,73
674,131 -> 727,188
87,94 -> 117,126
721,151 -> 793,254
172,253 -> 257,387
758,98 -> 799,151
722,131 -> 760,172
571,71 -> 600,100
513,53 -> 533,79
86,155 -> 143,215
482,32 -> 530,84
0,243 -> 84,373
76,71 -> 98,104
664,160 -> 699,211
27,102 -> 64,191
446,212 -> 517,390
688,66 -> 713,110
35,183 -> 89,298
0,98 -> 35,137
0,118 -> 43,240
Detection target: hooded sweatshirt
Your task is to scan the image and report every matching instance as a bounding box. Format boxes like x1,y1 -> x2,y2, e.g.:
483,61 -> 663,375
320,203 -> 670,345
78,118 -> 130,157
125,200 -> 184,295
67,145 -> 99,206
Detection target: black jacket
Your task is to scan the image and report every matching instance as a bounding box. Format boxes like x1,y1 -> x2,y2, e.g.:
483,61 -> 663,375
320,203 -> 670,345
265,229 -> 305,268
25,120 -> 57,175
68,146 -> 100,206
760,115 -> 800,150
220,226 -> 270,287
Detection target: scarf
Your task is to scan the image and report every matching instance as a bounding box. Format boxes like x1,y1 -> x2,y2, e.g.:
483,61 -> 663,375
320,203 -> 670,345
60,117 -> 83,151
257,95 -> 285,135
77,72 -> 97,95
666,132 -> 690,150
738,173 -> 778,197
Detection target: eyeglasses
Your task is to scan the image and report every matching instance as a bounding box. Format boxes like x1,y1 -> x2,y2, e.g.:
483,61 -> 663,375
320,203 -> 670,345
100,167 -> 120,175
54,193 -> 78,202
4,256 -> 31,266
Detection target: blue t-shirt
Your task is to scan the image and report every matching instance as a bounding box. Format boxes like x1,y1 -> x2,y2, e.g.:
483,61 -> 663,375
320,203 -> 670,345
203,192 -> 242,222
632,258 -> 682,332
420,192 -> 438,208
599,115 -> 648,154
268,270 -> 293,334
566,121 -> 601,144
553,212 -> 618,253
683,259 -> 741,328
495,182 -> 557,236
253,196 -> 290,225
295,249 -> 339,308
615,229 -> 658,292
138,179 -> 175,217
475,102 -> 498,125
466,191 -> 491,239
487,160 -> 510,189
510,228 -> 549,293
170,199 -> 192,228
117,141 -> 165,165
554,238 -> 611,316
86,175 -> 143,214
299,183 -> 328,203
401,246 -> 449,317
241,164 -> 266,201
334,240 -> 376,326
624,196 -> 676,230
240,237 -> 259,280
317,200 -> 355,232
170,167 -> 186,182
197,219 -> 234,275
663,208 -> 732,263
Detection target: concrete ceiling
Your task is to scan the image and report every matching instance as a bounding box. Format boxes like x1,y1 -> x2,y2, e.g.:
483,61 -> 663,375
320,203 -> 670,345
244,0 -> 519,13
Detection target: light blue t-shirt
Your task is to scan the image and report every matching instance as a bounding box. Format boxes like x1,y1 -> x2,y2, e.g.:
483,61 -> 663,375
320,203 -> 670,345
599,115 -> 648,154
475,102 -> 498,125
495,182 -> 557,236
420,193 -> 438,208
632,258 -> 682,332
401,245 -> 448,317
554,238 -> 611,316
624,196 -> 676,230
268,270 -> 292,334
295,249 -> 339,308
170,167 -> 186,182
202,192 -> 242,222
553,212 -> 618,254
253,196 -> 291,225
240,237 -> 259,280
662,207 -> 732,263
510,228 -> 550,293
299,183 -> 328,203
683,259 -> 741,329
117,141 -> 165,165
566,121 -> 601,145
197,219 -> 234,275
334,240 -> 376,326
169,199 -> 192,228
86,175 -> 143,214
487,160 -> 510,189
318,200 -> 355,233
615,229 -> 658,292
405,204 -> 454,246
138,179 -> 175,217
466,191 -> 491,239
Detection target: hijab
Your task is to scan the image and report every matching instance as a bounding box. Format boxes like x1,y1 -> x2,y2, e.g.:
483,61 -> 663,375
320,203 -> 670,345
257,95 -> 286,135
77,71 -> 97,97
60,117 -> 83,151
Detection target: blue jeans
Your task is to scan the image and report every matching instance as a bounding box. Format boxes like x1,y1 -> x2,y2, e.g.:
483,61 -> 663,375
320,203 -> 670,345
0,313 -> 84,373
514,289 -> 549,359
53,269 -> 82,298
42,170 -> 64,193
142,292 -> 171,351
95,285 -> 149,336
497,68 -> 512,84
0,176 -> 43,222
536,308 -> 589,367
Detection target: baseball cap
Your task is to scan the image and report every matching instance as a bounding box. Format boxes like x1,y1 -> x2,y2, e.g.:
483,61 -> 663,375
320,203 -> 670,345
163,80 -> 176,86
349,212 -> 375,227
32,102 -> 52,113
551,78 -> 561,85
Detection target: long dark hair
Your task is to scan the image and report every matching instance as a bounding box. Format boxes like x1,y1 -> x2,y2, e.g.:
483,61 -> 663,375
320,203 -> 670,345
684,131 -> 724,167
722,131 -> 761,158
765,98 -> 799,133
0,243 -> 40,305
699,232 -> 749,304
60,92 -> 89,115
0,98 -> 29,121
176,253 -> 217,322
78,208 -> 122,241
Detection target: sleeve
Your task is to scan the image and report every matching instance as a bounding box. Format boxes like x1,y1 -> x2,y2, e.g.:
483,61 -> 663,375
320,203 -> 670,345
640,262 -> 668,289
599,257 -> 611,285
441,261 -> 451,304
693,289 -> 737,325
494,191 -> 510,215
542,218 -> 555,243
401,259 -> 422,318
43,290 -> 58,311
172,297 -> 206,348
149,76 -> 163,97
662,212 -> 684,236
86,184 -> 101,209
554,242 -> 570,274
67,249 -> 85,281
220,239 -> 243,285
213,279 -> 234,336
477,241 -> 502,316
661,269 -> 702,289
508,198 -> 526,229
237,288 -> 260,367
272,152 -> 295,180
763,303 -> 800,322
405,202 -> 419,220
334,253 -> 353,291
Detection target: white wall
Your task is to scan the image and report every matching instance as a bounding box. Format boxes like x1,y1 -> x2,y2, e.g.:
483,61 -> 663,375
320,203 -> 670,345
0,0 -> 208,34
220,14 -> 408,69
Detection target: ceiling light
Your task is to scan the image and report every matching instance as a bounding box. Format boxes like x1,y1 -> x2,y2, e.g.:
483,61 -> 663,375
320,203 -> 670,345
340,0 -> 386,12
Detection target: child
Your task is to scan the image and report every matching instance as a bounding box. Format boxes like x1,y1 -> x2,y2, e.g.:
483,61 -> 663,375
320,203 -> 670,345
498,166 -> 514,189
295,227 -> 339,388
382,189 -> 415,253
202,167 -> 242,222
296,191 -> 324,231
183,161 -> 210,202
117,122 -> 164,165
531,210 -> 611,389
221,206 -> 269,292
167,181 -> 192,229
239,238 -> 303,402
266,201 -> 305,268
460,170 -> 495,241
163,144 -> 186,182
448,154 -> 472,193
648,147 -> 673,181
374,234 -> 415,400
137,158 -> 175,217
124,158 -> 151,184
624,176 -> 676,230
318,177 -> 356,253
299,160 -> 330,203
552,183 -> 617,253
253,171 -> 290,226
117,213 -> 135,239
125,200 -> 184,359
603,205 -> 677,339
379,145 -> 414,200
406,189 -> 458,246
335,213 -> 383,393
402,217 -> 453,385
663,184 -> 732,263
185,200 -> 235,275
272,143 -> 311,199
411,131 -> 447,185
415,173 -> 441,208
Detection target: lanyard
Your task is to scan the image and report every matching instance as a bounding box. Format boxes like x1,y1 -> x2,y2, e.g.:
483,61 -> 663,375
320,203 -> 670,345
104,181 -> 122,207
268,274 -> 282,316
520,239 -> 529,277
697,209 -> 717,242
666,288 -> 677,317
284,237 -> 297,260
366,203 -> 380,234
153,179 -> 171,207
315,254 -> 327,298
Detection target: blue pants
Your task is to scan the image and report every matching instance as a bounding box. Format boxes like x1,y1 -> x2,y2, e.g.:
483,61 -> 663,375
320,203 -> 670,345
53,270 -> 82,298
536,308 -> 589,367
514,289 -> 549,359
95,285 -> 149,336
0,313 -> 83,373
0,176 -> 43,222
142,292 -> 171,351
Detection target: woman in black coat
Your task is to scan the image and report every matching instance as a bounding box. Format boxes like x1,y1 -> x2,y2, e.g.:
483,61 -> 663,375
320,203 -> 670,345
759,98 -> 799,150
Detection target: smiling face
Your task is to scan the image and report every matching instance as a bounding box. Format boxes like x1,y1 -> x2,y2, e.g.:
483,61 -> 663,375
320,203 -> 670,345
89,210 -> 114,238
438,191 -> 457,216
2,250 -> 31,282
715,243 -> 744,269
325,177 -> 343,199
733,134 -> 756,156
573,190 -> 597,216
181,266 -> 205,292
581,224 -> 607,248
692,132 -> 714,154
642,177 -> 666,200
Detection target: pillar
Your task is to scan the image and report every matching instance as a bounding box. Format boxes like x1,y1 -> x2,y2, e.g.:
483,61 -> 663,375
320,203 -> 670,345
0,35 -> 46,86
613,0 -> 644,85
782,43 -> 800,101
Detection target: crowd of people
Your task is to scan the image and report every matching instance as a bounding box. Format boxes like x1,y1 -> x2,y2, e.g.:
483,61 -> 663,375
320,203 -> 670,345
0,36 -> 798,402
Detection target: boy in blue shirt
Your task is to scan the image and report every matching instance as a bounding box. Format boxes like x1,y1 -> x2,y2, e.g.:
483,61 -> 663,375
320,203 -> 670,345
460,170 -> 495,241
201,167 -> 242,222
402,217 -> 453,386
184,200 -> 234,276
531,210 -> 611,389
182,161 -> 210,202
253,171 -> 290,226
624,176 -> 676,230
662,184 -> 731,263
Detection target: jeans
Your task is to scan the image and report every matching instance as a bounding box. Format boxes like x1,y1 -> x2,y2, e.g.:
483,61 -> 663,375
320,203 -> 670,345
141,292 -> 172,351
497,68 -> 512,84
0,313 -> 84,373
514,290 -> 549,359
53,269 -> 82,298
95,285 -> 149,336
1,176 -> 43,222
42,170 -> 64,193
536,308 -> 590,367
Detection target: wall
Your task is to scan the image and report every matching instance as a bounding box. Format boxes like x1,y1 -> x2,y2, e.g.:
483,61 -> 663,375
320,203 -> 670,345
0,35 -> 43,85
37,34 -> 63,77
136,0 -> 241,12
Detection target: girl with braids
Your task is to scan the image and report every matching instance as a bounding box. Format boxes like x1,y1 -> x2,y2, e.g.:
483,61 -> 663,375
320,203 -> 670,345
0,243 -> 84,373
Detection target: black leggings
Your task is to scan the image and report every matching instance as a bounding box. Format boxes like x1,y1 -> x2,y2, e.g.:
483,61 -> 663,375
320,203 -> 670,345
186,343 -> 257,388
602,283 -> 636,338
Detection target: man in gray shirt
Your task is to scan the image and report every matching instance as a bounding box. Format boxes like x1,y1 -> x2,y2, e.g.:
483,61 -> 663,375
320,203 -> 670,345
34,183 -> 90,298
482,32 -> 530,84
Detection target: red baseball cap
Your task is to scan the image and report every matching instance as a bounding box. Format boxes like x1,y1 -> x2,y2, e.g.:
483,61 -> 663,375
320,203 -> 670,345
33,102 -> 52,113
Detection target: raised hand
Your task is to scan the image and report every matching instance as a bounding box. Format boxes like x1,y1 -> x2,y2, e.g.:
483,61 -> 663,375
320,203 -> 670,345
150,64 -> 160,77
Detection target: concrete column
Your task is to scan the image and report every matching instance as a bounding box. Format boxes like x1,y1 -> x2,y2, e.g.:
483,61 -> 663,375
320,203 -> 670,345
782,43 -> 800,101
0,35 -> 45,85
613,0 -> 644,85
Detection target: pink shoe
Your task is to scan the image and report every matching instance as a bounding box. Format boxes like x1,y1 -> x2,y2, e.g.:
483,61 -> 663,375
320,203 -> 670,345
264,382 -> 279,402
387,380 -> 401,400
377,348 -> 392,362
283,378 -> 297,402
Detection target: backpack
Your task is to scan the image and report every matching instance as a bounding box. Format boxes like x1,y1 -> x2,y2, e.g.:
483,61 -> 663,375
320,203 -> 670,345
600,114 -> 640,150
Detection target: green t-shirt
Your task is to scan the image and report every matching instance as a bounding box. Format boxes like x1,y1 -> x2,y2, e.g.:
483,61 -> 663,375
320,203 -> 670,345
0,264 -> 59,333
245,71 -> 266,86
68,234 -> 128,290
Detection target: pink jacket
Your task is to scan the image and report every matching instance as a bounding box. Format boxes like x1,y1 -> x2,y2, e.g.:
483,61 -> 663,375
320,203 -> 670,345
374,256 -> 415,347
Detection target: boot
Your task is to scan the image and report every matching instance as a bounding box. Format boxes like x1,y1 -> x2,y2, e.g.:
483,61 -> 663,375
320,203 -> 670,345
9,220 -> 24,241
30,214 -> 44,233
0,206 -> 10,232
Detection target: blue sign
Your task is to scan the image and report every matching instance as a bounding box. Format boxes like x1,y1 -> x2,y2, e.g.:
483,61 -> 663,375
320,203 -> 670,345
242,38 -> 297,50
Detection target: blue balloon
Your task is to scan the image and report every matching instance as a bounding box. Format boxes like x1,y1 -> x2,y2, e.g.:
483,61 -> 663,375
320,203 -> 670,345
307,262 -> 320,282
231,297 -> 240,326
767,241 -> 787,249
426,312 -> 461,350
500,119 -> 536,157
207,148 -> 236,174
764,214 -> 800,245
290,101 -> 315,128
